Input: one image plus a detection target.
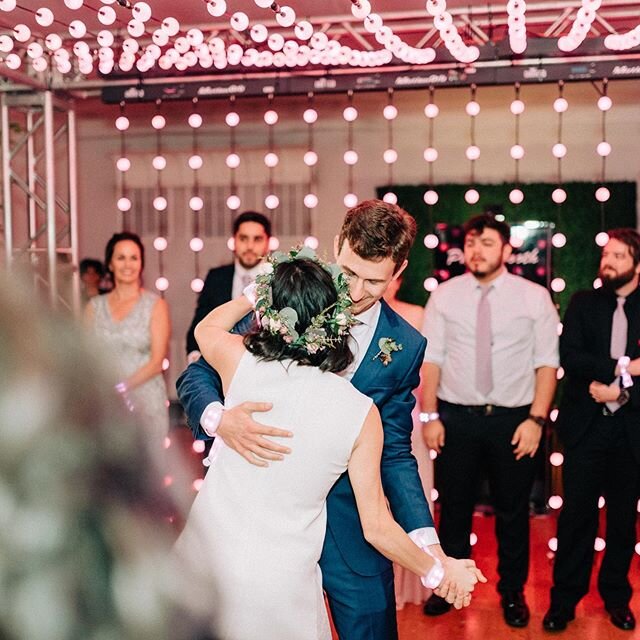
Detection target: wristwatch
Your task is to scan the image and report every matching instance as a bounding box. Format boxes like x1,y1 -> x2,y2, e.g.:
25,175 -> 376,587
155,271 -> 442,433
419,412 -> 440,424
527,414 -> 546,427
617,388 -> 630,406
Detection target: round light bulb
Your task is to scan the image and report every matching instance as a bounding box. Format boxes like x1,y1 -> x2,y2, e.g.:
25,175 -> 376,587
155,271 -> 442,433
226,194 -> 241,210
548,537 -> 558,552
595,186 -> 610,202
343,150 -> 358,165
595,232 -> 610,247
225,111 -> 240,127
115,116 -> 129,131
552,143 -> 567,158
383,149 -> 398,164
116,157 -> 131,172
509,188 -> 524,204
226,153 -> 240,169
510,144 -> 525,160
552,188 -> 567,204
343,106 -> 358,122
153,196 -> 167,211
35,8 -> 54,27
383,104 -> 398,120
117,197 -> 131,212
510,99 -> 525,115
343,193 -> 358,208
304,151 -> 318,166
268,237 -> 280,251
151,114 -> 166,130
264,152 -> 279,167
152,155 -> 166,171
424,233 -> 439,249
548,496 -> 563,509
465,188 -> 480,204
596,141 -> 611,157
597,95 -> 612,111
424,103 -> 439,118
550,452 -> 564,466
423,277 -> 439,292
264,109 -> 279,125
188,155 -> 203,170
265,194 -> 279,209
303,108 -> 318,124
191,278 -> 204,293
189,196 -> 204,211
553,97 -> 568,113
551,277 -> 566,292
188,113 -> 202,128
423,190 -> 439,205
423,148 -> 438,163
552,233 -> 567,248
304,235 -> 319,249
383,192 -> 397,204
231,11 -> 249,31
466,145 -> 481,161
153,236 -> 168,251
304,193 -> 318,208
189,237 -> 204,252
155,277 -> 169,292
465,100 -> 480,116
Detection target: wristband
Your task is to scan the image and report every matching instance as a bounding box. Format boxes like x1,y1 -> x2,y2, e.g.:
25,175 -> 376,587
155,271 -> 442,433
422,558 -> 445,589
527,414 -> 546,428
201,401 -> 224,437
618,356 -> 633,389
419,411 -> 440,424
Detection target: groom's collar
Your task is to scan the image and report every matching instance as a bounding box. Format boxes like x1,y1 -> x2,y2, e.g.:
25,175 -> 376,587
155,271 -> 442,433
354,300 -> 381,328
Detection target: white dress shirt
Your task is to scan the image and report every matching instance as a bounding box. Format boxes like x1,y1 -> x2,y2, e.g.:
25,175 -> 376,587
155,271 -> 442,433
231,261 -> 262,300
340,302 -> 382,381
422,271 -> 560,407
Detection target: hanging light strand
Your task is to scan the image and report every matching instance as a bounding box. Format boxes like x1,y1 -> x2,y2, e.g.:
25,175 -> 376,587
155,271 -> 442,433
116,100 -> 130,227
303,92 -> 318,211
383,88 -> 397,204
551,80 -> 567,205
190,98 -> 202,286
509,83 -> 525,205
153,99 -> 168,295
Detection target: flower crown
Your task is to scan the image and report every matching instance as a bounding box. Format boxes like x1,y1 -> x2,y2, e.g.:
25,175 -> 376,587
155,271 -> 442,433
254,246 -> 357,355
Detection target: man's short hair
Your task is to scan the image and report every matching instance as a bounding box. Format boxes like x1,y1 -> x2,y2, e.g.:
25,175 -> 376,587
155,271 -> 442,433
337,199 -> 417,272
232,211 -> 272,238
463,214 -> 511,245
80,258 -> 104,276
607,228 -> 640,266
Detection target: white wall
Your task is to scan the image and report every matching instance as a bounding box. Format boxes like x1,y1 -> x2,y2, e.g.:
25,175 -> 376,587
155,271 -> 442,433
75,80 -> 640,395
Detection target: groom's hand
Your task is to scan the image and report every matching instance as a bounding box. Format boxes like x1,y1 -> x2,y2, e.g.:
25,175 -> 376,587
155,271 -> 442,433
435,558 -> 487,609
218,402 -> 293,467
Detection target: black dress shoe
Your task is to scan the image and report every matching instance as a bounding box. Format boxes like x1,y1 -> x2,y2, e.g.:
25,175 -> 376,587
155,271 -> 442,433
423,594 -> 452,616
606,605 -> 636,631
501,590 -> 530,627
542,606 -> 575,632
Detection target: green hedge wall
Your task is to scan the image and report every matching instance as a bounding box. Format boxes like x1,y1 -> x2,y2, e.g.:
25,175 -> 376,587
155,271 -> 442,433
376,181 -> 637,314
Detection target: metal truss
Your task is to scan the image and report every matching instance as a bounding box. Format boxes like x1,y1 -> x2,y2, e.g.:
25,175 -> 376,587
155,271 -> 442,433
1,91 -> 80,312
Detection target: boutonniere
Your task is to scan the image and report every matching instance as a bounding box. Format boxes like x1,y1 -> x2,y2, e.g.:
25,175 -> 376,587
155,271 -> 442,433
373,337 -> 403,366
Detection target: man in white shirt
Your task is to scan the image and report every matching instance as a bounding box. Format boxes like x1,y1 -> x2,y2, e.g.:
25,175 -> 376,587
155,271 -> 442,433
185,211 -> 271,362
421,213 -> 559,627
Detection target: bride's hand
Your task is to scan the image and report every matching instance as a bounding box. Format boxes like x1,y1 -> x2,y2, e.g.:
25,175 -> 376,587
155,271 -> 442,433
435,558 -> 487,609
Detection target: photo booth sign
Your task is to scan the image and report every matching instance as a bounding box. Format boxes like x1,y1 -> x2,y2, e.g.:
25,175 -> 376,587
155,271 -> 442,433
433,221 -> 554,289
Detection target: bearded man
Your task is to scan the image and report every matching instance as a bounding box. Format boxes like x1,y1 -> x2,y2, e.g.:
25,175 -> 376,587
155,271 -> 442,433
543,228 -> 640,633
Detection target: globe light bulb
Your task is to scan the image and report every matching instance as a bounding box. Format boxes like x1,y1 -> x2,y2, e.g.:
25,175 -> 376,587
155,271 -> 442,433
596,141 -> 611,157
304,235 -> 319,249
465,145 -> 480,161
303,108 -> 318,124
465,100 -> 480,117
552,143 -> 567,158
424,103 -> 439,118
303,193 -> 318,208
383,105 -> 398,120
424,233 -> 439,249
117,197 -> 131,212
226,194 -> 241,210
552,188 -> 567,204
264,110 -> 279,125
423,277 -> 439,292
155,276 -> 169,291
552,233 -> 567,248
189,196 -> 204,211
553,97 -> 568,113
343,150 -> 358,165
595,186 -> 610,202
153,236 -> 168,251
383,149 -> 398,164
225,112 -> 240,127
509,188 -> 524,204
151,114 -> 166,130
423,148 -> 438,163
153,196 -> 167,211
343,106 -> 358,122
343,193 -> 358,208
423,190 -> 439,205
510,144 -> 525,160
549,452 -> 564,466
188,155 -> 203,170
510,99 -> 525,115
115,116 -> 129,131
188,113 -> 202,128
116,157 -> 131,172
304,151 -> 318,166
189,237 -> 204,252
595,231 -> 610,247
551,277 -> 566,292
226,153 -> 240,169
152,155 -> 166,170
264,152 -> 279,168
383,192 -> 397,204
465,188 -> 480,204
265,194 -> 279,209
597,96 -> 612,111
191,278 -> 204,293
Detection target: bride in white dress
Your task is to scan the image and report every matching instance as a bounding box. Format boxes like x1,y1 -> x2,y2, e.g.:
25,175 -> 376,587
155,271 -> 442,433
172,250 -> 481,640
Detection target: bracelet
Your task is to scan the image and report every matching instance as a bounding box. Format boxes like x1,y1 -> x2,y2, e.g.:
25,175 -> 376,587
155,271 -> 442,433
527,414 -> 546,428
419,411 -> 440,424
421,557 -> 445,589
618,356 -> 633,389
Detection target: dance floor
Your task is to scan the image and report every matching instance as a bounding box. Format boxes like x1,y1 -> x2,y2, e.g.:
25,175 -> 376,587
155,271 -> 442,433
169,424 -> 639,640
392,511 -> 640,640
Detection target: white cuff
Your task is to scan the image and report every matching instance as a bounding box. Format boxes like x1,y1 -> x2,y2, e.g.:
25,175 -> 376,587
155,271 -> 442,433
408,526 -> 440,548
243,282 -> 258,308
187,350 -> 201,365
200,401 -> 224,437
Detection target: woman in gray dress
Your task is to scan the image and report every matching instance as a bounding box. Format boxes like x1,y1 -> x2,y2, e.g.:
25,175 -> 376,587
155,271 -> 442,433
85,231 -> 171,441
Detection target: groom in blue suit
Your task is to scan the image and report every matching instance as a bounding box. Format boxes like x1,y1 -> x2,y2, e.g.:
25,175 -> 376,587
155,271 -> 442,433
177,200 -> 448,638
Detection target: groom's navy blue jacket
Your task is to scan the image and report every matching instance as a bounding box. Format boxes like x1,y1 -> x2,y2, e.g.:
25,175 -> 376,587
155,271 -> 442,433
176,298 -> 434,577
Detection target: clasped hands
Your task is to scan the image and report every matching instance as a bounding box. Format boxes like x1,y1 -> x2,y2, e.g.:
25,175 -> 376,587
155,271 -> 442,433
434,556 -> 487,609
589,380 -> 620,403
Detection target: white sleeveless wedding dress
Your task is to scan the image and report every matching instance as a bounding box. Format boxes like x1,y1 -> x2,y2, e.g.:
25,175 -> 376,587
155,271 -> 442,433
173,350 -> 373,640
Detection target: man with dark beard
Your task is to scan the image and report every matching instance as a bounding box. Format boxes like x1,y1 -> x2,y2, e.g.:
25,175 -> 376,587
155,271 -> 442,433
543,228 -> 640,633
421,214 -> 559,627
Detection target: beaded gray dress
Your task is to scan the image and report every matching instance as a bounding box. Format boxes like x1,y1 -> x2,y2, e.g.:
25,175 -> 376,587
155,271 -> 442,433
90,290 -> 168,438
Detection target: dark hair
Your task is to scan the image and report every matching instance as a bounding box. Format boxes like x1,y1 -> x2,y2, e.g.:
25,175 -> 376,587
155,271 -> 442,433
607,228 -> 640,266
463,214 -> 511,245
80,258 -> 104,277
244,259 -> 353,373
232,211 -> 272,238
337,199 -> 417,272
104,231 -> 145,279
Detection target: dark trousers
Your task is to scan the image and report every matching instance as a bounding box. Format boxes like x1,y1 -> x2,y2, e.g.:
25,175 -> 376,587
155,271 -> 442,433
320,526 -> 398,640
436,401 -> 535,594
551,411 -> 640,610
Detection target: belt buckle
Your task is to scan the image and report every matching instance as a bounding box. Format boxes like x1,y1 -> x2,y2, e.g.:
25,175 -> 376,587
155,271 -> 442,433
483,404 -> 494,416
